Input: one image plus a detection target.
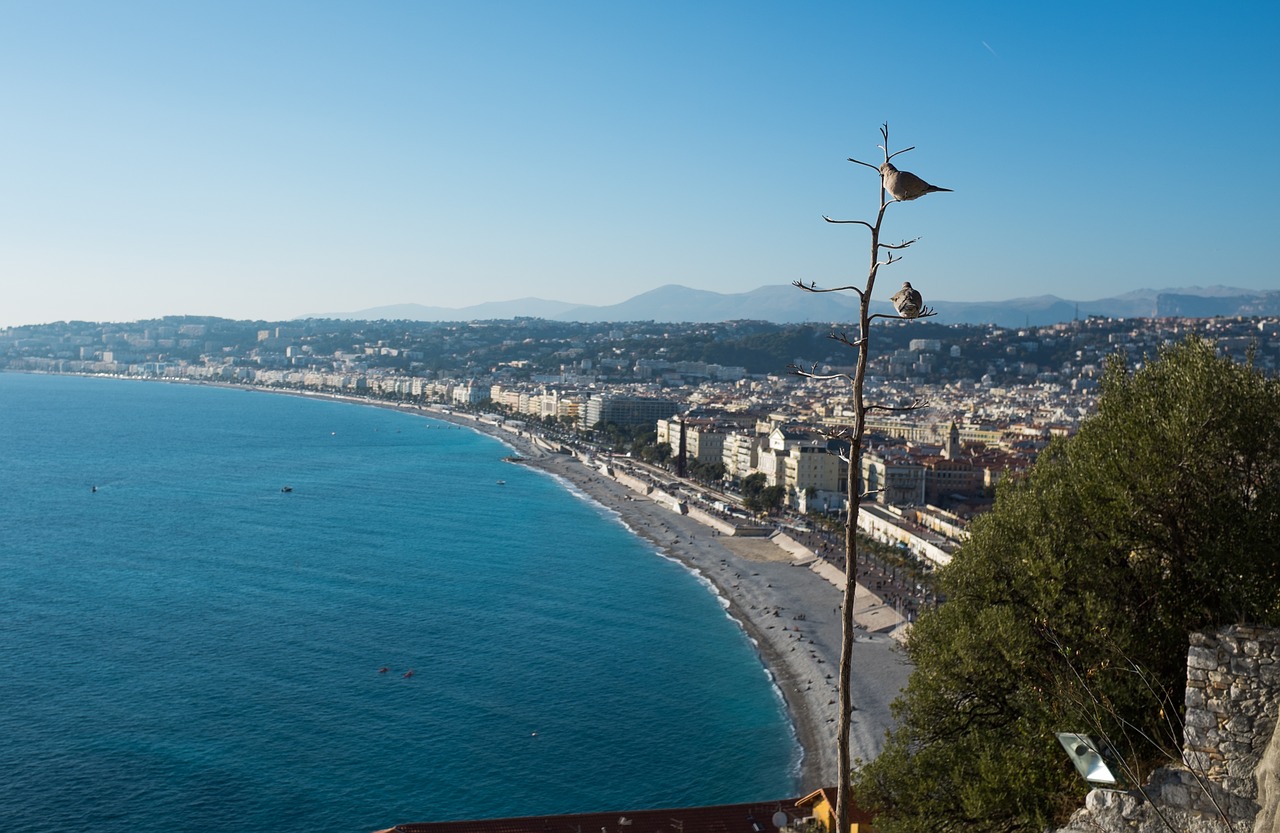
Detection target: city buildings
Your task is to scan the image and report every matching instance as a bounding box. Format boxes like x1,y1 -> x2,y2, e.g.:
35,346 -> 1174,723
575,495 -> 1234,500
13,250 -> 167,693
4,312 -> 1276,538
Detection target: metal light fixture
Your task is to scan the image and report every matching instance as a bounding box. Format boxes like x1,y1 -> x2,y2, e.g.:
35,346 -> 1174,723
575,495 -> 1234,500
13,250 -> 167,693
1056,732 -> 1121,786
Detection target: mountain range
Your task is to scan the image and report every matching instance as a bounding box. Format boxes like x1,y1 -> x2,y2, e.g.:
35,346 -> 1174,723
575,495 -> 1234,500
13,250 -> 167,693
302,284 -> 1280,329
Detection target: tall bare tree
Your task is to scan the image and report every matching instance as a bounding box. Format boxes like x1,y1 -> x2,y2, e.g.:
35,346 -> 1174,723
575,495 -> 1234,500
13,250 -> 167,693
791,124 -> 946,832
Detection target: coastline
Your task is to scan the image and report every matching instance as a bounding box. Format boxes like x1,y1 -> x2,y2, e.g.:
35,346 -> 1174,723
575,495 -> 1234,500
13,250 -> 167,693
389,405 -> 912,792
56,375 -> 912,792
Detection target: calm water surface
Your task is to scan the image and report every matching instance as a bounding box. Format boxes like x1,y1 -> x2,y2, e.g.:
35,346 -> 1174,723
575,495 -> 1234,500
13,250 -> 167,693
0,373 -> 795,833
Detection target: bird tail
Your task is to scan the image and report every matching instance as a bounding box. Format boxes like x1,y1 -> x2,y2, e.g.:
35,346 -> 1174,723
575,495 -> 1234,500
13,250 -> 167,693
928,186 -> 954,193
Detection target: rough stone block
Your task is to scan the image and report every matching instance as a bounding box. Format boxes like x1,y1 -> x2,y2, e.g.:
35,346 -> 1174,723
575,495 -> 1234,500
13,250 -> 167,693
1186,709 -> 1218,728
1182,750 -> 1214,771
1085,787 -> 1143,818
1188,646 -> 1220,670
1206,698 -> 1232,715
1161,782 -> 1189,807
1220,774 -> 1255,798
1226,715 -> 1255,735
1227,757 -> 1260,783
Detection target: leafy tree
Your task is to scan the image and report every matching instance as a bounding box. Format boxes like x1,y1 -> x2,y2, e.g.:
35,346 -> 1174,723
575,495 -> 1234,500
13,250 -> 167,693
743,478 -> 786,514
627,429 -> 658,458
855,336 -> 1280,833
741,472 -> 768,503
593,420 -> 628,449
758,484 -> 787,513
687,458 -> 726,485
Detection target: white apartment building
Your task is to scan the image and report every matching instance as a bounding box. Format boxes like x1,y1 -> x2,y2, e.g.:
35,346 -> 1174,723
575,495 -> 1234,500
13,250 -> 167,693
721,432 -> 760,481
783,439 -> 843,506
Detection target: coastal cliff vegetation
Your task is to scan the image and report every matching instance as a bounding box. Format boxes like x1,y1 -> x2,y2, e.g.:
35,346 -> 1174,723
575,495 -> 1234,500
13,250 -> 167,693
855,336 -> 1280,832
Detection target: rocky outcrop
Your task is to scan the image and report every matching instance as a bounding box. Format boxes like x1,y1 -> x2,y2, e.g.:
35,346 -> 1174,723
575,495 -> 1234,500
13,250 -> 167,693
1252,723 -> 1280,833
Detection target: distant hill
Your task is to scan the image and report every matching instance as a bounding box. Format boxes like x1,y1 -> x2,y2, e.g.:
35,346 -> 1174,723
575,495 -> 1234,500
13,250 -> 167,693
301,285 -> 1279,328
302,297 -> 578,321
553,284 -> 870,324
1156,291 -> 1280,318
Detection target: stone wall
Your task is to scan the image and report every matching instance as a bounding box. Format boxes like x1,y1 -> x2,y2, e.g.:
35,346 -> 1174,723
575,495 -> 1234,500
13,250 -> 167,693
1181,626 -> 1280,816
1053,624 -> 1280,833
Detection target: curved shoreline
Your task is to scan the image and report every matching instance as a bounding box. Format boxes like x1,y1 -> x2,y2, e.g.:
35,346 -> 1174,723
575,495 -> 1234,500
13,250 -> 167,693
395,408 -> 912,791
47,374 -> 911,792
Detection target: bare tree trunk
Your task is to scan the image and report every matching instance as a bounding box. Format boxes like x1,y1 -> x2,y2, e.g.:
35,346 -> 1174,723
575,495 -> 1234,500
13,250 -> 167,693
793,124 -> 940,833
835,186 -> 886,833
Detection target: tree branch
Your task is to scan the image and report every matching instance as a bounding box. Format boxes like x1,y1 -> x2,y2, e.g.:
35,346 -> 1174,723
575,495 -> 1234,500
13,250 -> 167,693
829,332 -> 865,349
867,398 -> 930,413
822,215 -> 874,230
880,122 -> 915,162
787,363 -> 855,384
869,308 -> 938,323
846,157 -> 879,172
878,238 -> 920,251
792,280 -> 865,300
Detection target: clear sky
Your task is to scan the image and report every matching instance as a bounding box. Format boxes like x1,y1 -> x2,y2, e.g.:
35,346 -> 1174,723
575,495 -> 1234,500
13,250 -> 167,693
2,1 -> 1277,326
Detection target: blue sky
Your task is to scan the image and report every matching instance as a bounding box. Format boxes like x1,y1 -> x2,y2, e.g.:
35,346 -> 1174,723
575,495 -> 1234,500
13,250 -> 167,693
2,1 -> 1277,326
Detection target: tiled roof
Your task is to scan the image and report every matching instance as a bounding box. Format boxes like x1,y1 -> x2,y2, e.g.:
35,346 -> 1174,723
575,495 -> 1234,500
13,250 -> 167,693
379,797 -> 815,833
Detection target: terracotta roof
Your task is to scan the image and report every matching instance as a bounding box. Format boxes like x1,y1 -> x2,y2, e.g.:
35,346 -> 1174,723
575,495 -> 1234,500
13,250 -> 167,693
379,798 -> 810,833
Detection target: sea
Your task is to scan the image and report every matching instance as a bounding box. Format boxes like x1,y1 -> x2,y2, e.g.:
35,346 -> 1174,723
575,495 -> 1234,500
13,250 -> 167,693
0,372 -> 797,833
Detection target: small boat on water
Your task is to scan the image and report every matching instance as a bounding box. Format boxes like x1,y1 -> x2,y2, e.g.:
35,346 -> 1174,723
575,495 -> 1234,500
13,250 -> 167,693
496,480 -> 506,486
281,486 -> 293,493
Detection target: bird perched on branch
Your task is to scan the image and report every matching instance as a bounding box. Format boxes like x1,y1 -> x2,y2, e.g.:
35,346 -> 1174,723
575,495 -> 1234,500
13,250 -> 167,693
890,282 -> 923,318
879,161 -> 952,202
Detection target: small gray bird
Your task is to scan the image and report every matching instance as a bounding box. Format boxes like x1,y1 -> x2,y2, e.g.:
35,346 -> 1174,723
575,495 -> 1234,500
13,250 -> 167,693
890,281 -> 923,318
879,161 -> 952,201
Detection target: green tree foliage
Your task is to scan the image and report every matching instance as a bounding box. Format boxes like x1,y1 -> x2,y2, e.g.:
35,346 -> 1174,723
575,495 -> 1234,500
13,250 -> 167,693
856,337 -> 1280,833
760,485 -> 787,513
593,421 -> 658,455
741,473 -> 770,513
742,478 -> 786,514
687,458 -> 726,485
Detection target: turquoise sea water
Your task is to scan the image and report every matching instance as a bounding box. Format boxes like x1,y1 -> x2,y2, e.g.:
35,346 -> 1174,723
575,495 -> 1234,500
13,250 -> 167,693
0,373 -> 795,833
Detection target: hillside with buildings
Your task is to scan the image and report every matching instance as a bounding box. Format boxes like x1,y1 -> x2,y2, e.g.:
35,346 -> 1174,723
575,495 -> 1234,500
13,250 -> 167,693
5,313 -> 1276,583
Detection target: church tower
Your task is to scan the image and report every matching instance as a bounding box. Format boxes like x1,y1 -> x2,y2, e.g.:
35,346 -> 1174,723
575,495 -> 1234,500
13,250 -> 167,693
943,421 -> 960,460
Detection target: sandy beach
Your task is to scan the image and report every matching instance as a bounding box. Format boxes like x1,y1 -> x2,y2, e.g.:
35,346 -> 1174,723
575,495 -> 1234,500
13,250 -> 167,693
404,408 -> 913,792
